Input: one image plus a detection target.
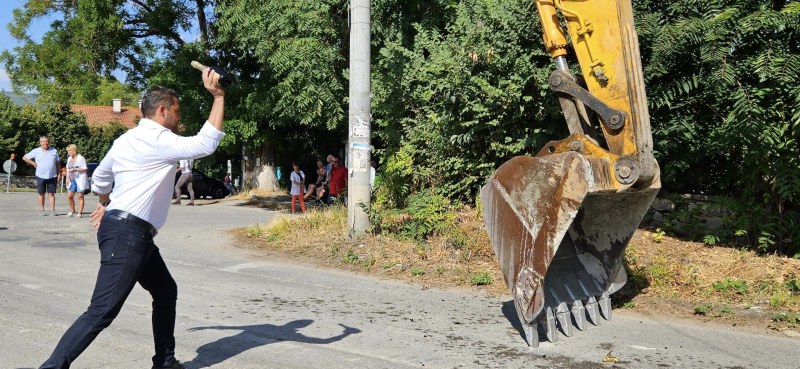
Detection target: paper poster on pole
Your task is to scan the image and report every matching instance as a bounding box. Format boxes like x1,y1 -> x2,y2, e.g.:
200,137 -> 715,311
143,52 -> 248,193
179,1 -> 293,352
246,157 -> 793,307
352,116 -> 370,138
350,143 -> 370,173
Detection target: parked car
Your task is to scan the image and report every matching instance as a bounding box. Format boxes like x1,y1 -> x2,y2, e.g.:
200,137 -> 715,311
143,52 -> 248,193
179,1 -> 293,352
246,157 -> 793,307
87,162 -> 100,177
174,170 -> 230,199
86,162 -> 100,194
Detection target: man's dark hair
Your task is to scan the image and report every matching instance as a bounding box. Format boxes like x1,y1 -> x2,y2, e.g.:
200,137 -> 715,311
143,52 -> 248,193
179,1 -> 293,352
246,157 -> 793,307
140,86 -> 179,117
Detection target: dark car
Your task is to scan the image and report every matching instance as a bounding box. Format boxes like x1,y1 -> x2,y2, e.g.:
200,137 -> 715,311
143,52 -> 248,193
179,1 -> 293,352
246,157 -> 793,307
174,170 -> 230,199
87,162 -> 100,177
86,162 -> 100,193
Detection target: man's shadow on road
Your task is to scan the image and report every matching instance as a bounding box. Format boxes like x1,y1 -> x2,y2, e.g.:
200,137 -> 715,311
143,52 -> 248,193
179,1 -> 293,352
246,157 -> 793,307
183,319 -> 360,368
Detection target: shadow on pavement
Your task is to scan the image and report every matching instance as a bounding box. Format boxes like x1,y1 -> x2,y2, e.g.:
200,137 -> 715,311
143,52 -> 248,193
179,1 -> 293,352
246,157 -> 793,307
183,319 -> 361,368
502,300 -> 551,345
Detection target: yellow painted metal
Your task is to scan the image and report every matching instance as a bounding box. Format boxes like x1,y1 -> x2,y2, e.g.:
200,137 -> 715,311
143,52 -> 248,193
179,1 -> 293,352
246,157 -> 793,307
537,133 -> 622,191
535,0 -> 568,58
535,0 -> 656,184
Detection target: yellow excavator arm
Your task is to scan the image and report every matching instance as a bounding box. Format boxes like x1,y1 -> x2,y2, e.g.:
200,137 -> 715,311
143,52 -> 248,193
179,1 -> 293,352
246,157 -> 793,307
481,0 -> 660,347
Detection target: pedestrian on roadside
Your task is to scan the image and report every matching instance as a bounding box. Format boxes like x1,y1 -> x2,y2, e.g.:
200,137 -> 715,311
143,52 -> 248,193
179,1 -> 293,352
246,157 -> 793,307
38,67 -> 226,369
290,161 -> 306,214
324,154 -> 334,183
172,159 -> 195,206
224,172 -> 234,195
328,155 -> 347,205
23,136 -> 62,216
65,144 -> 89,218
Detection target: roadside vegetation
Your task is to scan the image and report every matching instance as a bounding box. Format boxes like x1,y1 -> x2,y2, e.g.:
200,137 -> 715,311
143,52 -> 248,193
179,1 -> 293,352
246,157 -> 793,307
235,196 -> 800,333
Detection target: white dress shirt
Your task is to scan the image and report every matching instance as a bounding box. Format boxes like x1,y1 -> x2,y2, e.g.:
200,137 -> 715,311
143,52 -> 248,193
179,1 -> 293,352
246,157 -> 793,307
91,118 -> 225,230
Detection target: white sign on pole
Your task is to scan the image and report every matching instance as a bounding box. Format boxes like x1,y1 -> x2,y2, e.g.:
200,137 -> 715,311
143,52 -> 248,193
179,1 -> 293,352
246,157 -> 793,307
4,160 -> 16,193
2,160 -> 16,174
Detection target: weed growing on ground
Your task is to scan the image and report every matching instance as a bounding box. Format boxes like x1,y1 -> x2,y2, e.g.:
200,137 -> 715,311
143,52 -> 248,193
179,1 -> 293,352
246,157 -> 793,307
712,278 -> 748,295
245,225 -> 264,238
773,312 -> 800,325
693,303 -> 714,316
652,228 -> 666,243
470,272 -> 492,286
622,302 -> 636,309
343,249 -> 359,264
410,268 -> 425,276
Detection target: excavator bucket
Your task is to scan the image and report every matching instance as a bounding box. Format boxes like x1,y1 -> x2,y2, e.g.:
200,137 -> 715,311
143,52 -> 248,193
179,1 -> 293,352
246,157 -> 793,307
482,152 -> 658,347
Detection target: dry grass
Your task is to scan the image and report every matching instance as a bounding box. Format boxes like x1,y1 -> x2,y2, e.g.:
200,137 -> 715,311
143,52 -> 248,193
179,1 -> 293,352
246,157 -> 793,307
234,205 -> 506,294
232,203 -> 800,330
621,230 -> 800,328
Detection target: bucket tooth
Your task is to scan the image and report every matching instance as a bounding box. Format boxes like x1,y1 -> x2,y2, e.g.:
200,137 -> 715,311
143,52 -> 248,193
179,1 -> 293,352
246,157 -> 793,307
599,292 -> 612,320
543,307 -> 558,342
523,322 -> 539,348
570,300 -> 586,331
556,302 -> 572,337
586,296 -> 600,325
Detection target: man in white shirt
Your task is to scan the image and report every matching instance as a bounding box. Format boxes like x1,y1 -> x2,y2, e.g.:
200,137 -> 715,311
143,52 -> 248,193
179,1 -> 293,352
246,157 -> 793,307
173,158 -> 195,205
23,136 -> 62,216
39,68 -> 225,369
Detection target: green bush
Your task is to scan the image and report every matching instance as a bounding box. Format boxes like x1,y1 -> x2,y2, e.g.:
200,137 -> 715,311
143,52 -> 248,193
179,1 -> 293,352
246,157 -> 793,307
370,189 -> 455,242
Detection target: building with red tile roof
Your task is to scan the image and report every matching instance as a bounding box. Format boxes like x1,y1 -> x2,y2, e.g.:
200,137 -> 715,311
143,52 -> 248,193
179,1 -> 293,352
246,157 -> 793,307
71,99 -> 142,129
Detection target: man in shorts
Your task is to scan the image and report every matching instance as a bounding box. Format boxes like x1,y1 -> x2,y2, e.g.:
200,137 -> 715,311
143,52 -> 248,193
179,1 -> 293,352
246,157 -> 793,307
23,136 -> 62,216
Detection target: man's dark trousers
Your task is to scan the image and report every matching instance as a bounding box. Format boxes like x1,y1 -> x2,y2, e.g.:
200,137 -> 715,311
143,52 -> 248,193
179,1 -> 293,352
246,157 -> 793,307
40,215 -> 178,369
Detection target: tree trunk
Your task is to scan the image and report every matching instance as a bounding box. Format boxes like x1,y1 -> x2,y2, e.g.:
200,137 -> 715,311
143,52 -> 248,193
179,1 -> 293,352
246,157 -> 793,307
195,0 -> 210,55
243,143 -> 280,193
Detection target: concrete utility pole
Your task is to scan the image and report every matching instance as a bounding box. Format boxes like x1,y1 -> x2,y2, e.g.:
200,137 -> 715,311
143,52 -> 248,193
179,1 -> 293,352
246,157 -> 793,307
347,0 -> 372,236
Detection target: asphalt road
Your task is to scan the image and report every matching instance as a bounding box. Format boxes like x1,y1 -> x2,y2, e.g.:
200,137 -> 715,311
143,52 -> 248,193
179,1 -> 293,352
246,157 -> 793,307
1,192 -> 798,369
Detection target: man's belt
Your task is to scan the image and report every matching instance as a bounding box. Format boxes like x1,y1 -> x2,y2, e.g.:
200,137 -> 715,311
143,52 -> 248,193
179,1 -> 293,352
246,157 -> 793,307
105,209 -> 158,237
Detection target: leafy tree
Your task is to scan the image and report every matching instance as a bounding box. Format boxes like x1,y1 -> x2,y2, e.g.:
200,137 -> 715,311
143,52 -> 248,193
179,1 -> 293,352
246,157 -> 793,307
92,78 -> 142,107
372,0 -> 561,204
1,0 -> 208,102
0,94 -> 21,154
635,0 -> 800,253
0,99 -> 123,175
213,0 -> 352,188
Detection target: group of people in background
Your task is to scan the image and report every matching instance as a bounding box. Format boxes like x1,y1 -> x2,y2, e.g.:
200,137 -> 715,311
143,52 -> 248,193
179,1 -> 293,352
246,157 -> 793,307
21,137 -> 371,218
289,154 -> 349,214
22,136 -> 89,217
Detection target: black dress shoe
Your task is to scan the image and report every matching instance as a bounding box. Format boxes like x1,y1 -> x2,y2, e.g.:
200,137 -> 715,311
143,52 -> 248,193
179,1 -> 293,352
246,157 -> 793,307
152,360 -> 185,369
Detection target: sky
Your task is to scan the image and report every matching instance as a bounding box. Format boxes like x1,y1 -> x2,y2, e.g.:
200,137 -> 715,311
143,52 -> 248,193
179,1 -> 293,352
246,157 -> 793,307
0,1 -> 200,93
0,0 -> 52,92
1,1 -> 24,91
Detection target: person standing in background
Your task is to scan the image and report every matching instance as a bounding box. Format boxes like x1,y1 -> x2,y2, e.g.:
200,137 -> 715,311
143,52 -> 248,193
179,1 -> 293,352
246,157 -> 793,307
173,159 -> 195,206
289,162 -> 307,214
65,144 -> 89,218
23,136 -> 62,216
328,155 -> 347,205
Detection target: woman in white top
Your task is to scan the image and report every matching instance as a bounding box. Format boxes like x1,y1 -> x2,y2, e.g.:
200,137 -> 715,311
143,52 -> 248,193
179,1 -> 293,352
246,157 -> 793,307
65,144 -> 89,217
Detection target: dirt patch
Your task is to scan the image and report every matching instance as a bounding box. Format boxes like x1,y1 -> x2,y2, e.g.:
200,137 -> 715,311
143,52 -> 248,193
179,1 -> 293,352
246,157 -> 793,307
231,198 -> 800,334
